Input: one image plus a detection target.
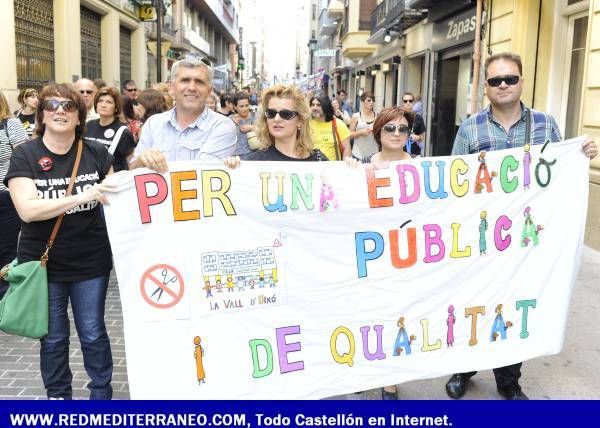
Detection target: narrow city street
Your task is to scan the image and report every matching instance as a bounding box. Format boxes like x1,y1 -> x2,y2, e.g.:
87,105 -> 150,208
1,246 -> 599,400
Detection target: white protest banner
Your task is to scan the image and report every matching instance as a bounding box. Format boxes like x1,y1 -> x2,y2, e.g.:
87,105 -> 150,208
104,139 -> 589,399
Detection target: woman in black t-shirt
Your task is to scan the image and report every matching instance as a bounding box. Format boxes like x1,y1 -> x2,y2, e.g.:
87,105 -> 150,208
83,87 -> 136,172
14,88 -> 38,137
224,84 -> 327,165
4,83 -> 115,400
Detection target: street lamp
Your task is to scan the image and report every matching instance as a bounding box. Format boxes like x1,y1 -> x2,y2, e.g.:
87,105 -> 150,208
308,38 -> 318,75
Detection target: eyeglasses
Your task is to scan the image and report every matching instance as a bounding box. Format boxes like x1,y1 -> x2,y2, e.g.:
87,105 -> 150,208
382,124 -> 410,135
402,99 -> 414,103
486,75 -> 520,87
79,90 -> 94,95
264,109 -> 299,120
125,88 -> 138,93
43,100 -> 78,113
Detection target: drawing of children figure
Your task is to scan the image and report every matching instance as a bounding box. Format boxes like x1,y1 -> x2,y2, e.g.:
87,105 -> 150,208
446,305 -> 456,347
521,206 -> 542,247
203,280 -> 213,298
490,304 -> 513,341
319,176 -> 339,212
479,211 -> 488,255
193,336 -> 206,385
523,143 -> 532,189
226,275 -> 234,292
393,317 -> 416,356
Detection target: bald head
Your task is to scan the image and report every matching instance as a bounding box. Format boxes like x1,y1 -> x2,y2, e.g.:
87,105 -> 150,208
75,78 -> 96,110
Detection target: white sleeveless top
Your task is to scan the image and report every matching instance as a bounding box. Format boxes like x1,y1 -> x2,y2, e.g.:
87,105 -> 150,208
351,111 -> 378,159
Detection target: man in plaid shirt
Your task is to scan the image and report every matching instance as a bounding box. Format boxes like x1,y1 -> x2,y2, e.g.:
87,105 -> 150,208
446,52 -> 598,401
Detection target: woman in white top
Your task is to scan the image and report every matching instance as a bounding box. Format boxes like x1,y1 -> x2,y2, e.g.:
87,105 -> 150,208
349,92 -> 378,159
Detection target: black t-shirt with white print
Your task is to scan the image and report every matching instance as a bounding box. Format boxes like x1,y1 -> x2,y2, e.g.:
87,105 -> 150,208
16,112 -> 36,137
3,138 -> 113,282
84,119 -> 136,172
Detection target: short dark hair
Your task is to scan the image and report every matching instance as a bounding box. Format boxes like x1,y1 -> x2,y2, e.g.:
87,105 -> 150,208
35,83 -> 87,140
220,93 -> 234,108
337,89 -> 347,96
484,52 -> 523,78
310,93 -> 334,122
360,92 -> 374,102
94,87 -> 122,119
94,79 -> 106,90
234,91 -> 250,106
138,89 -> 168,122
121,79 -> 137,92
372,107 -> 415,151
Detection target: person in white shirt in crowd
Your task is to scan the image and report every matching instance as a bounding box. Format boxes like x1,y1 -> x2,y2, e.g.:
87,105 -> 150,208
74,78 -> 100,122
130,57 -> 237,172
349,92 -> 378,160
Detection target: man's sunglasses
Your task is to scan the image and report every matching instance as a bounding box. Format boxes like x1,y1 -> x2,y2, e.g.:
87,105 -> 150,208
43,100 -> 78,113
486,75 -> 520,87
79,90 -> 94,95
125,88 -> 138,92
382,124 -> 410,135
264,109 -> 298,120
402,99 -> 414,103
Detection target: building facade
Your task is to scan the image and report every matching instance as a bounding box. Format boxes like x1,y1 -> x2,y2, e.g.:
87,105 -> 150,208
1,0 -> 147,107
146,0 -> 240,90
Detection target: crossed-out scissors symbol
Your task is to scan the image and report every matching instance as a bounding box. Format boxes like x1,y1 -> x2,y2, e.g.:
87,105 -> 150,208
151,269 -> 177,301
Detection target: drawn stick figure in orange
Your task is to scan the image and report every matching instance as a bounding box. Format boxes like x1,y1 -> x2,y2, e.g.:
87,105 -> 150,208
193,336 -> 206,385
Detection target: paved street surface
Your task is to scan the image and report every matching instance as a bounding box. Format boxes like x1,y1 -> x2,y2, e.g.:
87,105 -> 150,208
2,246 -> 599,400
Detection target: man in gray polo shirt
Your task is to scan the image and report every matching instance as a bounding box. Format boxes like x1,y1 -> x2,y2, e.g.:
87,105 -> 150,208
131,58 -> 237,172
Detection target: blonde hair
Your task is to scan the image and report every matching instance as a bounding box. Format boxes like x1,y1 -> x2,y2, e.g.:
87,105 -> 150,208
0,91 -> 12,120
255,85 -> 313,158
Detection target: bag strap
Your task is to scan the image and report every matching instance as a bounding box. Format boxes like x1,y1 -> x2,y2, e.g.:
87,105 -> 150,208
108,125 -> 127,155
331,118 -> 344,160
41,139 -> 84,266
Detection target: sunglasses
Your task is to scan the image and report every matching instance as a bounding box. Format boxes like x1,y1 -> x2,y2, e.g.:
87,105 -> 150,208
402,99 -> 414,103
43,99 -> 78,113
125,88 -> 137,92
382,124 -> 410,135
265,109 -> 298,120
486,75 -> 520,87
79,90 -> 94,95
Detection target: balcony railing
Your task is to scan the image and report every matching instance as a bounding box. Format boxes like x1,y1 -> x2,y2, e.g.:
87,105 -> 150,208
370,0 -> 427,35
370,0 -> 404,34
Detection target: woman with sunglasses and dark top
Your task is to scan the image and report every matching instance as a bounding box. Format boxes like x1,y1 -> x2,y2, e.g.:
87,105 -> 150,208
4,83 -> 116,400
401,92 -> 426,156
225,84 -> 327,165
84,87 -> 136,172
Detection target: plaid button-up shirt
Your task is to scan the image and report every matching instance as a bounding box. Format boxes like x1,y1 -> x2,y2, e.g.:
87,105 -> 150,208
451,103 -> 562,155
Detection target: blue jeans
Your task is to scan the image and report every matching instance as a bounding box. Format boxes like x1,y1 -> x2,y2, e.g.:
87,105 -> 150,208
41,275 -> 113,400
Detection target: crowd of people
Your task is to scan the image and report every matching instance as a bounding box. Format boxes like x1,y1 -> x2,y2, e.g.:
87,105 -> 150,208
0,52 -> 597,401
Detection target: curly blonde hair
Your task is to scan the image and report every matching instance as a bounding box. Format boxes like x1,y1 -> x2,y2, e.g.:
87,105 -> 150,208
255,84 -> 313,158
